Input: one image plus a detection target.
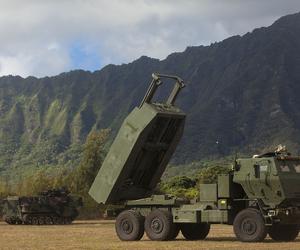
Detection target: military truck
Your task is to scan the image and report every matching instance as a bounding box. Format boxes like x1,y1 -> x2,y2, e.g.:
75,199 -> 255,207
2,188 -> 83,225
89,73 -> 300,242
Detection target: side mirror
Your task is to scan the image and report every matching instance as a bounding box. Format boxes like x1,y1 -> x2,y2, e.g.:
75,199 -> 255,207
233,160 -> 241,171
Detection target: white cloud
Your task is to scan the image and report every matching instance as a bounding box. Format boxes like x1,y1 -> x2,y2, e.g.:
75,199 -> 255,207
0,0 -> 299,77
0,55 -> 30,76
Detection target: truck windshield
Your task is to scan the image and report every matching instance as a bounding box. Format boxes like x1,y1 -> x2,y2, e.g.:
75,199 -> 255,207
294,164 -> 300,173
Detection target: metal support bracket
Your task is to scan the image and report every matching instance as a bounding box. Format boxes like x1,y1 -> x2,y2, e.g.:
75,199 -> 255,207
139,73 -> 185,108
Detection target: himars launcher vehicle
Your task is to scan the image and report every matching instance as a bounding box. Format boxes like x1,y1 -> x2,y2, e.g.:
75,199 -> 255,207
89,73 -> 300,242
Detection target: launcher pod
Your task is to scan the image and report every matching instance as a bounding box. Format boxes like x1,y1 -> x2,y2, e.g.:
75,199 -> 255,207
89,73 -> 185,204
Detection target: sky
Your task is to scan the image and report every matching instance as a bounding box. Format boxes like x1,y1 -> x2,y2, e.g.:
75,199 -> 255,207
0,0 -> 299,77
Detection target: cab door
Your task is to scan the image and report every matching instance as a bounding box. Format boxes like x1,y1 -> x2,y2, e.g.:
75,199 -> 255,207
253,159 -> 281,204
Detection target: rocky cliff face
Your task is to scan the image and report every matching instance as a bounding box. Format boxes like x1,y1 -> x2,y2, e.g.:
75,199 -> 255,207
1,12 -> 300,176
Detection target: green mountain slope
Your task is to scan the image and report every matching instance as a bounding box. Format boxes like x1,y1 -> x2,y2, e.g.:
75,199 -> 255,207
1,12 -> 300,178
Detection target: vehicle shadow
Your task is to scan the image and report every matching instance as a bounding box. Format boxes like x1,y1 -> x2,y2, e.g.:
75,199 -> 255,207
171,236 -> 300,244
74,220 -> 115,225
175,237 -> 300,243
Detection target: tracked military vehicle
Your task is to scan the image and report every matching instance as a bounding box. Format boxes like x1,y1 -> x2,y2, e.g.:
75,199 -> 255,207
2,189 -> 82,225
89,73 -> 300,242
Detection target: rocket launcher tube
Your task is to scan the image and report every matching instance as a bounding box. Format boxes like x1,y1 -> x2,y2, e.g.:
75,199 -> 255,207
89,73 -> 186,204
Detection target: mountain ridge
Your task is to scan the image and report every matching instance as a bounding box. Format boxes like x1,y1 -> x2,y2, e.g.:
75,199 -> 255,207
1,12 -> 300,178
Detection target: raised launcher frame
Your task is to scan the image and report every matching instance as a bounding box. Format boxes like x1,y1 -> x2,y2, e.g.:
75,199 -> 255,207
89,73 -> 186,204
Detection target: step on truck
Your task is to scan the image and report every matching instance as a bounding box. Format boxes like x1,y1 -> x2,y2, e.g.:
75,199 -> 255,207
89,73 -> 300,242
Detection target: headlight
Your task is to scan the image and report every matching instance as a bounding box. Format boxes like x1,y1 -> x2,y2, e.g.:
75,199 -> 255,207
268,210 -> 276,216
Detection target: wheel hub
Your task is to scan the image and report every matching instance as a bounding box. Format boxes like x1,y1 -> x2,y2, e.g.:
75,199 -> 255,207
242,219 -> 257,235
151,218 -> 164,233
121,219 -> 133,234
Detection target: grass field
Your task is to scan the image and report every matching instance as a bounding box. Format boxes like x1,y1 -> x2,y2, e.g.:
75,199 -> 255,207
1,220 -> 300,250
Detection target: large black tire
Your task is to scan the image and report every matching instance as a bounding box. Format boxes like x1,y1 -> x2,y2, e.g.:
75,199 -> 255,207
269,224 -> 299,241
145,210 -> 176,241
233,208 -> 267,242
115,210 -> 144,241
180,223 -> 210,240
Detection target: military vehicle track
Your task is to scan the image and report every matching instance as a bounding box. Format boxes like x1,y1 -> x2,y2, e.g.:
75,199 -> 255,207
2,189 -> 82,225
5,215 -> 75,225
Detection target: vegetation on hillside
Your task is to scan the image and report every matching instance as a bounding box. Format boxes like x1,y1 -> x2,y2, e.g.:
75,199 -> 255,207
1,13 -> 300,181
0,129 -> 110,218
0,128 -> 233,218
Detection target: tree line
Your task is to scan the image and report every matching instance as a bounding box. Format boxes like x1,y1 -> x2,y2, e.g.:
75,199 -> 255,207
0,129 -> 110,218
0,128 -> 231,218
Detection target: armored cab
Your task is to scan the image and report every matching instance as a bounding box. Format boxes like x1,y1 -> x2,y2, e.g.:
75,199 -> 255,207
233,147 -> 300,223
89,73 -> 186,204
2,189 -> 83,225
234,153 -> 300,208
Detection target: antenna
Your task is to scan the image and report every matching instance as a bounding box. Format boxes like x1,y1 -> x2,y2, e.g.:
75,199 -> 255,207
234,149 -> 238,161
232,149 -> 239,171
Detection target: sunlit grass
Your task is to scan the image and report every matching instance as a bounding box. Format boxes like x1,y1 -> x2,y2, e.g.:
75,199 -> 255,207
0,220 -> 299,250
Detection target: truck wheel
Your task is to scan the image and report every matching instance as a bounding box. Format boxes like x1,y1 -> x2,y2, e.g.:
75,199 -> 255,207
145,210 -> 175,241
115,210 -> 144,241
180,223 -> 210,240
269,224 -> 299,241
233,208 -> 267,242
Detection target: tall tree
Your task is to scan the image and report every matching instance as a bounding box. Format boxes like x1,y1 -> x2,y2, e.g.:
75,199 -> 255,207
72,129 -> 110,194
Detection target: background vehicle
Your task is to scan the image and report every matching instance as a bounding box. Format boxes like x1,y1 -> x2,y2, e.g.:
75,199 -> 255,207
89,73 -> 300,242
2,188 -> 82,225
